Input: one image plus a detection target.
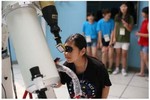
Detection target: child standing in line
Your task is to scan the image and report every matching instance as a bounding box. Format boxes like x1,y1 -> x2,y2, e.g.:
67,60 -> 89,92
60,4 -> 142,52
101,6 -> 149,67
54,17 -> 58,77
112,2 -> 134,76
136,7 -> 149,77
97,9 -> 115,74
83,12 -> 98,58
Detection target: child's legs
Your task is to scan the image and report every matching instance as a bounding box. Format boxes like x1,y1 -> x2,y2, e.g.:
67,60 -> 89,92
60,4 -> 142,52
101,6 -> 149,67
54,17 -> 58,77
86,43 -> 92,56
143,53 -> 149,69
115,48 -> 121,68
108,47 -> 114,69
121,43 -> 130,69
101,38 -> 110,67
121,49 -> 128,69
142,46 -> 149,68
114,42 -> 122,68
91,39 -> 98,58
139,51 -> 145,75
102,47 -> 108,67
91,46 -> 97,58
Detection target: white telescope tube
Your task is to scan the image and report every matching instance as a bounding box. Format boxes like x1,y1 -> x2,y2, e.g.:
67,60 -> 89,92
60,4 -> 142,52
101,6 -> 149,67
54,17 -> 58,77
4,2 -> 60,91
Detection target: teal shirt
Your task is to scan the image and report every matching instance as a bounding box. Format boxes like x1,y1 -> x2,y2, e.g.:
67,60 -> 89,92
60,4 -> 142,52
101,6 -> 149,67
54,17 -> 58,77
83,21 -> 98,39
97,18 -> 114,38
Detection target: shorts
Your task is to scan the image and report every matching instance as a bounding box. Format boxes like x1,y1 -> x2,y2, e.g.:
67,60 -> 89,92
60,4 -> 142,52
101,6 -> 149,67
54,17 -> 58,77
87,39 -> 97,47
102,38 -> 110,47
140,46 -> 149,53
114,42 -> 130,50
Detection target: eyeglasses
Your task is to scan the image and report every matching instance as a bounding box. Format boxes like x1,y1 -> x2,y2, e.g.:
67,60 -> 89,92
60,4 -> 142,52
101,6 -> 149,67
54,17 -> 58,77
65,46 -> 73,53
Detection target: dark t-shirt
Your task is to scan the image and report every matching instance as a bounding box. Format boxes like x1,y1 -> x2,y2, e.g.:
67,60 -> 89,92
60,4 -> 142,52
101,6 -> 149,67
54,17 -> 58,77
59,56 -> 112,98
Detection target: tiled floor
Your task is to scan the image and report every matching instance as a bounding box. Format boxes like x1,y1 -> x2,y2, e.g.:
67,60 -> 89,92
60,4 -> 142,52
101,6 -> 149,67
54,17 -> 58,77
12,64 -> 149,99
108,72 -> 149,99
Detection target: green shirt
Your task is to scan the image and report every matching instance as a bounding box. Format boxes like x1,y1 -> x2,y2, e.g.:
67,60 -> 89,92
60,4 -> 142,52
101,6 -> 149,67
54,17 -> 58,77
115,15 -> 134,43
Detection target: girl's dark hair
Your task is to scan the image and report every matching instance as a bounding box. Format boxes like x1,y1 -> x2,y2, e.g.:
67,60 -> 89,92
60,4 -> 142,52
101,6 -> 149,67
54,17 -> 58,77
116,2 -> 130,23
87,12 -> 95,17
65,33 -> 87,50
102,8 -> 111,15
142,7 -> 149,15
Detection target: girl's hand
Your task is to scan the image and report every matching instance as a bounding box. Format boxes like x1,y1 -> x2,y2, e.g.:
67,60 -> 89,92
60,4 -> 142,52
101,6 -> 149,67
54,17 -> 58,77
121,19 -> 128,27
100,42 -> 103,49
99,42 -> 103,48
113,37 -> 116,44
97,41 -> 103,49
109,41 -> 113,47
135,32 -> 140,36
109,41 -> 115,48
97,42 -> 100,49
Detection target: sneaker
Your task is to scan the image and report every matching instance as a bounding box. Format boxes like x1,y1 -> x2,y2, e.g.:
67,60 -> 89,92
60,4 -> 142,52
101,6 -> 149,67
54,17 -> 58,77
121,68 -> 127,76
107,68 -> 112,74
112,68 -> 119,75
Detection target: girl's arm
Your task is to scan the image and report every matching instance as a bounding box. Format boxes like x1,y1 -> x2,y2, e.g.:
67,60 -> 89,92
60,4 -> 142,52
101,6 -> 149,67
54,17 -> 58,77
113,23 -> 117,43
122,19 -> 133,32
102,86 -> 110,98
136,32 -> 148,38
98,31 -> 103,48
109,30 -> 114,46
136,22 -> 149,38
125,24 -> 133,32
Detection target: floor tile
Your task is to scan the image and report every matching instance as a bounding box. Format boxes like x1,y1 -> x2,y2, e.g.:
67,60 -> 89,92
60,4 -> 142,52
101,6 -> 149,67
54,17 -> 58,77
129,75 -> 149,88
119,97 -> 128,99
109,72 -> 134,85
14,73 -> 23,80
121,86 -> 149,98
108,83 -> 127,97
12,64 -> 19,68
54,85 -> 70,98
107,95 -> 119,99
13,65 -> 21,74
15,82 -> 26,98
